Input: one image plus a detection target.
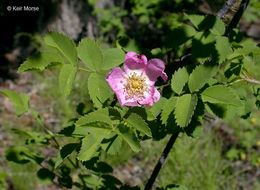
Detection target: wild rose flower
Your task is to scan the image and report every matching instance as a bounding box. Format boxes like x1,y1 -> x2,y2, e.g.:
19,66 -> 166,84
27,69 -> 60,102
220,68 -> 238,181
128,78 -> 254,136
106,52 -> 167,106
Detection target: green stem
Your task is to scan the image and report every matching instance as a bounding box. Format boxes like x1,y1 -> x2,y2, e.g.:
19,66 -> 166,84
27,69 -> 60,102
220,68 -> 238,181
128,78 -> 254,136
79,67 -> 92,73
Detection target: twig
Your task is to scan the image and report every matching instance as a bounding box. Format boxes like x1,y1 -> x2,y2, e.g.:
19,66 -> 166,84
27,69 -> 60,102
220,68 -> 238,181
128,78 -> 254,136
217,0 -> 237,18
144,132 -> 179,190
240,74 -> 260,85
225,0 -> 251,35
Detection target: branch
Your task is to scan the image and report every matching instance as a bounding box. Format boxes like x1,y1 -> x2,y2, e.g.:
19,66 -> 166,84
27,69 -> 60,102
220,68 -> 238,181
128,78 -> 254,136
225,0 -> 251,35
144,132 -> 179,190
240,74 -> 260,85
217,0 -> 237,18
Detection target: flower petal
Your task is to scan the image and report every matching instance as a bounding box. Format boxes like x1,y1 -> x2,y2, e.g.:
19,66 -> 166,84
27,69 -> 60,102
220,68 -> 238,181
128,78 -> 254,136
145,59 -> 168,82
106,68 -> 138,106
124,52 -> 147,74
138,87 -> 160,106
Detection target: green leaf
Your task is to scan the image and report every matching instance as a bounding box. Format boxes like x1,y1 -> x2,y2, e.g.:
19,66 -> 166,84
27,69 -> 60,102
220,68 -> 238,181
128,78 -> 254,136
115,124 -> 141,152
146,97 -> 167,120
78,131 -> 107,161
101,134 -> 122,155
192,32 -> 216,63
209,17 -> 225,35
201,85 -> 242,107
44,32 -> 77,65
18,51 -> 64,73
88,73 -> 113,108
185,14 -> 205,30
215,36 -> 232,63
77,38 -> 103,71
188,64 -> 218,92
37,168 -> 55,185
165,24 -> 196,48
171,67 -> 189,94
76,108 -> 113,127
59,64 -> 77,97
55,143 -> 79,169
102,48 -> 125,70
5,146 -> 44,165
174,94 -> 198,128
161,97 -> 178,125
0,90 -> 29,116
124,113 -> 151,137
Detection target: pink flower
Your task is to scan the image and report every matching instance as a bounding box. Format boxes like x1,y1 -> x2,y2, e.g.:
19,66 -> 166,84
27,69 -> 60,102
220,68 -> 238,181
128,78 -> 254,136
106,52 -> 168,106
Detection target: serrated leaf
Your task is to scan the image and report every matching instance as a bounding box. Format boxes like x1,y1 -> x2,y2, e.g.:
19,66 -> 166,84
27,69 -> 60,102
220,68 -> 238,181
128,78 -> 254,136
161,97 -> 178,125
188,64 -> 218,92
76,108 -> 113,127
201,85 -> 242,107
192,32 -> 216,63
77,38 -> 103,71
59,64 -> 77,97
102,48 -> 125,70
18,51 -> 64,73
44,32 -> 77,65
174,94 -> 198,128
115,124 -> 141,152
171,67 -> 189,94
124,113 -> 151,137
0,90 -> 29,116
55,143 -> 79,169
209,17 -> 225,35
165,24 -> 196,48
215,36 -> 232,63
185,14 -> 205,30
101,134 -> 122,155
146,97 -> 167,120
88,73 -> 113,108
78,131 -> 107,161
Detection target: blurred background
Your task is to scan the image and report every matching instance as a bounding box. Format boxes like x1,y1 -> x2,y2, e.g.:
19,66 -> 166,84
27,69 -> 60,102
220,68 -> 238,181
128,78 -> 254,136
0,0 -> 260,189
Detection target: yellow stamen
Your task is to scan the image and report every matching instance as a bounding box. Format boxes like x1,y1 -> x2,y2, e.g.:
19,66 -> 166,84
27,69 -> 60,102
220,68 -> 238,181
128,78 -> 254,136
124,72 -> 148,100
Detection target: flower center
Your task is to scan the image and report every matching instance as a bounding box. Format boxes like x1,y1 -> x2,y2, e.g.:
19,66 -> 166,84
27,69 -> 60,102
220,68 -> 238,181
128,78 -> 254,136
124,72 -> 148,100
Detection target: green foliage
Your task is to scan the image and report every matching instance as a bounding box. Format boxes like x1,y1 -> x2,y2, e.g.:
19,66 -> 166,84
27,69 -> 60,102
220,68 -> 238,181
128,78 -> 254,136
78,130 -> 108,161
124,113 -> 152,137
188,64 -> 218,92
174,94 -> 197,128
161,97 -> 178,125
59,64 -> 77,97
201,85 -> 242,107
115,124 -> 141,152
77,38 -> 103,71
0,90 -> 29,116
44,31 -> 77,65
171,67 -> 189,95
3,1 -> 260,188
18,51 -> 64,73
215,36 -> 232,63
88,73 -> 113,108
102,48 -> 125,70
37,168 -> 55,185
76,108 -> 113,128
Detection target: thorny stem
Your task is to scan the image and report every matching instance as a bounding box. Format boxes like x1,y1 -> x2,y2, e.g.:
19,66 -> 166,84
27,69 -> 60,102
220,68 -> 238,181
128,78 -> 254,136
144,132 -> 179,190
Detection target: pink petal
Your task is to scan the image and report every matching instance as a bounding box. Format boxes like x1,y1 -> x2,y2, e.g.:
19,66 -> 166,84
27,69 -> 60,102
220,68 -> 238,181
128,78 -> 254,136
145,59 -> 168,82
106,68 -> 138,106
138,87 -> 161,106
124,52 -> 147,74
